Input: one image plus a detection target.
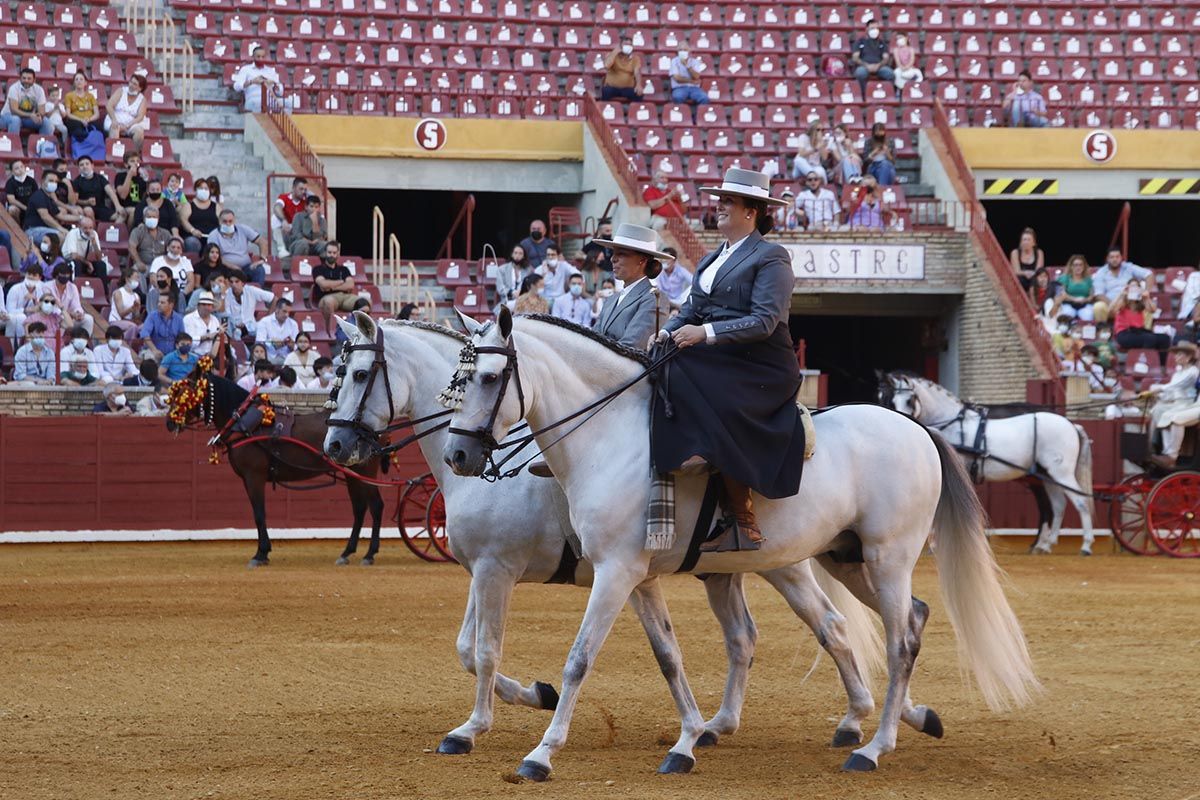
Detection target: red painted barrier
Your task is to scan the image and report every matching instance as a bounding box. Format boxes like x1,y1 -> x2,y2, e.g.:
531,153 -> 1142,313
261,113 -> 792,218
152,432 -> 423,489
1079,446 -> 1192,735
0,416 -> 427,532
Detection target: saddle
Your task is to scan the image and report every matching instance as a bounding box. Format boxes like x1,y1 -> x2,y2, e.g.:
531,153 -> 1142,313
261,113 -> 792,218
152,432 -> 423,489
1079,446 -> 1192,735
231,396 -> 296,438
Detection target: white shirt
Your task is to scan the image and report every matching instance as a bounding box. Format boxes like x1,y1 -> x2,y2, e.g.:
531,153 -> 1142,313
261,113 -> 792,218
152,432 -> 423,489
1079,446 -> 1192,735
109,285 -> 141,323
798,187 -> 840,229
224,284 -> 275,332
302,374 -> 335,391
232,62 -> 282,93
59,343 -> 96,371
6,279 -> 46,319
536,260 -> 580,300
183,309 -> 222,356
617,276 -> 647,306
61,227 -> 102,261
151,255 -> 192,293
94,342 -> 137,382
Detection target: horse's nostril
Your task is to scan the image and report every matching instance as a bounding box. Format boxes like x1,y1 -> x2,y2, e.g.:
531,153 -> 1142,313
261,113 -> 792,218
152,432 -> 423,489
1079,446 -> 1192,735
452,450 -> 466,467
329,439 -> 342,455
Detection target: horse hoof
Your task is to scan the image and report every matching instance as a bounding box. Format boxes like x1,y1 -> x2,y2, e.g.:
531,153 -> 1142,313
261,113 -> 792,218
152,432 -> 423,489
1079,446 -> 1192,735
1032,545 -> 1052,555
920,709 -> 944,739
695,731 -> 719,748
361,557 -> 375,567
1080,547 -> 1092,557
247,558 -> 269,569
436,735 -> 473,755
842,753 -> 877,772
831,728 -> 862,748
657,752 -> 695,775
515,760 -> 550,782
534,681 -> 559,711
335,557 -> 350,566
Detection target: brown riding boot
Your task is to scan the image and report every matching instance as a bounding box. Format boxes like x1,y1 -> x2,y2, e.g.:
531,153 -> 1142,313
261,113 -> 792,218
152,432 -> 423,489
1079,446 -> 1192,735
699,476 -> 764,553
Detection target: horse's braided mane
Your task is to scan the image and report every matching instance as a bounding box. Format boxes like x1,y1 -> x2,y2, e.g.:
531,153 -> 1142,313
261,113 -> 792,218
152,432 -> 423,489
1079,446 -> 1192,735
891,370 -> 962,404
384,318 -> 470,344
206,371 -> 251,411
518,313 -> 652,367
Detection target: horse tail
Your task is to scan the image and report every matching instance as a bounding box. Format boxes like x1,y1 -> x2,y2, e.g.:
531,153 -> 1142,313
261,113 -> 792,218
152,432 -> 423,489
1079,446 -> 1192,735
1073,423 -> 1095,512
928,432 -> 1042,711
811,560 -> 885,681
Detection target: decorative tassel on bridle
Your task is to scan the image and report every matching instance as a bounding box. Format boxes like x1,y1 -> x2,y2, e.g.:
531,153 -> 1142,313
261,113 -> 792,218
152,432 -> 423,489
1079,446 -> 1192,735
324,342 -> 351,410
438,340 -> 478,410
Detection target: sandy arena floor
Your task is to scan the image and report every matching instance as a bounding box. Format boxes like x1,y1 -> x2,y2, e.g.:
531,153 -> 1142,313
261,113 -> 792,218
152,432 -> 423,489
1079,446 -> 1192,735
1,539 -> 1197,800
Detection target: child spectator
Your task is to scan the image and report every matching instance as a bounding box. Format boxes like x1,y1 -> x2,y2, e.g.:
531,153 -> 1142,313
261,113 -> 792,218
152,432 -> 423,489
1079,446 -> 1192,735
43,84 -> 67,141
892,34 -> 923,89
304,356 -> 336,390
1094,323 -> 1117,368
277,366 -> 298,389
159,332 -> 199,383
1029,268 -> 1061,317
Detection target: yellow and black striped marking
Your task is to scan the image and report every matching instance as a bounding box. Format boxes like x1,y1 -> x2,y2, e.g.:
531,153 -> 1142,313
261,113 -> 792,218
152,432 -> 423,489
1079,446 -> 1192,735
1139,178 -> 1200,196
982,178 -> 1060,196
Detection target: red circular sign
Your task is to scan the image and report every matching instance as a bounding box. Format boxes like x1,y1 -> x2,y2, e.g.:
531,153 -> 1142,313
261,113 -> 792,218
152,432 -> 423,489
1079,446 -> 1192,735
1082,129 -> 1117,164
414,118 -> 448,151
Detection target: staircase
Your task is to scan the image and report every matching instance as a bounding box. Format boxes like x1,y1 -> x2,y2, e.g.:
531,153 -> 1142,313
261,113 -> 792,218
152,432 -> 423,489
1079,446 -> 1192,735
133,0 -> 271,238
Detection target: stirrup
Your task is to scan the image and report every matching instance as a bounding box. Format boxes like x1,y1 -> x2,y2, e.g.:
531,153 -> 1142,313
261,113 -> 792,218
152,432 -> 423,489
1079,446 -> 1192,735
527,459 -> 554,478
699,517 -> 763,553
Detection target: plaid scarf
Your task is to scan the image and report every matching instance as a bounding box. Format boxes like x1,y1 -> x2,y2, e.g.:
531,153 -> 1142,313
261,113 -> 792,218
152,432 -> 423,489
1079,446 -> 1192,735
645,471 -> 675,551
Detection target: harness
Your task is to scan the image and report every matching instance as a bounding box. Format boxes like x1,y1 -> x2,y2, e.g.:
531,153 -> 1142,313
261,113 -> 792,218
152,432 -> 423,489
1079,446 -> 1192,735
928,404 -> 991,483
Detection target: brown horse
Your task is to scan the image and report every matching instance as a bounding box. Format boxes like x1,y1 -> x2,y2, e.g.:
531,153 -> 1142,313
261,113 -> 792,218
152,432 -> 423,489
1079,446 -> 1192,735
165,362 -> 387,568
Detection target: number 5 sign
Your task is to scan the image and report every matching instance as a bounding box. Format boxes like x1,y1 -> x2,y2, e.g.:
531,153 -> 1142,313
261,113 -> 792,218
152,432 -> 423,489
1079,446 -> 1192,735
414,118 -> 448,152
1083,130 -> 1116,164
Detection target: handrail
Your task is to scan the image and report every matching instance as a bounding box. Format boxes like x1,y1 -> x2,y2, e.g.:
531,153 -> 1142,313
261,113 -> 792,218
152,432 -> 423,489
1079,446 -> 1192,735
124,0 -> 194,114
388,234 -> 402,315
931,100 -> 1060,382
1108,201 -> 1131,256
436,194 -> 476,260
372,206 -> 385,271
264,94 -> 325,178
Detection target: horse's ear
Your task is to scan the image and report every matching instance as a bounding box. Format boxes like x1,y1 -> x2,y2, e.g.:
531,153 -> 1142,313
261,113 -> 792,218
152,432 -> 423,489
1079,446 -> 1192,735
456,310 -> 483,336
353,310 -> 377,340
334,314 -> 359,341
497,304 -> 513,340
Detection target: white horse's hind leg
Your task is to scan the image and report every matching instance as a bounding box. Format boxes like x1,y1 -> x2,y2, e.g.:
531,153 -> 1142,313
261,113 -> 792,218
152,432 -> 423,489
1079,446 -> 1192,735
1045,468 -> 1096,556
696,573 -> 757,745
1033,486 -> 1068,554
758,563 -> 875,748
1070,491 -> 1095,555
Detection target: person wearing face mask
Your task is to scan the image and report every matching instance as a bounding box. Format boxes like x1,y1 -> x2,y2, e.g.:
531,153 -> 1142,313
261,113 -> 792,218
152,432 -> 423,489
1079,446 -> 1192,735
24,170 -> 81,244
133,179 -> 181,235
94,325 -> 137,383
534,245 -> 579,303
129,205 -> 172,278
4,263 -> 47,339
580,218 -> 616,293
847,175 -> 890,230
862,122 -> 897,186
46,261 -> 96,336
600,36 -> 643,102
94,381 -> 135,415
206,209 -> 266,285
550,273 -> 592,326
150,236 -> 196,298
159,332 -> 200,383
232,43 -> 288,113
517,219 -> 555,269
494,243 -> 529,311
123,358 -> 163,390
223,270 -> 275,340
302,356 -> 336,391
12,321 -> 56,385
60,355 -> 98,386
71,155 -> 124,224
668,47 -> 708,111
25,293 -> 63,347
136,387 -> 172,417
57,324 -> 95,374
183,291 -> 225,357
107,268 -> 143,340
283,332 -> 318,384
1093,323 -> 1117,368
591,276 -> 617,321
104,74 -> 149,152
181,178 -> 221,252
642,169 -> 687,231
146,267 -> 181,317
850,18 -> 895,94
61,214 -> 109,279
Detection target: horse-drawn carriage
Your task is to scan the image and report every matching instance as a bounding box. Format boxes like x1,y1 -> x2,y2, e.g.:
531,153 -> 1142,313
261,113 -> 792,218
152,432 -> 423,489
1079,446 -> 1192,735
1103,424 -> 1200,558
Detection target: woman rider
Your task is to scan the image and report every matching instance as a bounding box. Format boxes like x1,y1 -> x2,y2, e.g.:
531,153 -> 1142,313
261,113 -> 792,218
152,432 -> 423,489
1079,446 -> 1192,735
654,168 -> 803,552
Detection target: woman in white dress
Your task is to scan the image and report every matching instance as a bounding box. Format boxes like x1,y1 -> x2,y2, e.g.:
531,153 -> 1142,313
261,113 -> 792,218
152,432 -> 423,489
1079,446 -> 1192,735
104,74 -> 150,152
1148,341 -> 1200,468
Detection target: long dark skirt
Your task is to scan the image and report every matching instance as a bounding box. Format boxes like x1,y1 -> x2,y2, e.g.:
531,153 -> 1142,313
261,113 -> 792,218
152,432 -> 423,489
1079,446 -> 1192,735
652,327 -> 805,499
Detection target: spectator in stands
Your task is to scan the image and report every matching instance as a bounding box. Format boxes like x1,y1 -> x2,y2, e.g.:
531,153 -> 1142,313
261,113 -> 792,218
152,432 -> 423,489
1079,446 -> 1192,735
61,355 -> 98,387
797,171 -> 840,231
396,303 -> 421,321
104,74 -> 149,152
25,170 -> 81,244
1029,268 -> 1062,317
848,175 -> 888,230
187,271 -> 229,322
0,68 -> 54,136
24,293 -> 62,350
518,219 -> 555,269
303,356 -> 335,391
775,191 -> 802,231
668,47 -> 708,111
601,37 -> 643,102
257,297 -> 299,364
207,209 -> 265,284
11,321 -> 55,385
136,388 -> 171,417
827,125 -> 862,186
107,267 -> 143,341
94,382 -> 134,415
61,215 -> 108,279
644,170 -> 686,231
277,366 -> 297,389
72,156 -> 124,225
159,332 -> 199,383
115,152 -> 148,220
59,324 -> 95,371
147,266 -> 181,315
333,298 -> 372,345
123,358 -> 162,389
862,123 -> 897,185
1094,323 -> 1117,368
63,72 -> 102,144
133,178 -> 181,236
1002,71 -> 1047,129
183,291 -> 223,357
791,123 -> 830,182
239,358 -> 279,392
1092,248 -> 1152,322
1111,280 -> 1170,366
194,242 -> 224,286
580,218 -> 615,293
655,255 -> 693,309
140,293 -> 185,360
495,244 -> 530,310
551,273 -> 592,326
1179,271 -> 1200,323
163,172 -> 187,211
273,177 -> 308,249
95,325 -> 137,383
1008,227 -> 1044,292
129,205 -> 172,283
514,273 -> 549,315
207,175 -> 225,205
892,34 -> 923,90
592,276 -> 617,321
311,240 -> 356,330
283,332 -> 318,384
4,262 -> 46,339
288,194 -> 328,260
5,159 -> 37,219
232,44 -> 287,114
849,18 -> 894,94
21,234 -> 66,282
50,158 -> 86,217
536,245 -> 579,303
1055,255 -> 1098,321
47,260 -> 95,337
225,270 -> 274,340
151,237 -> 196,299
44,85 -> 67,142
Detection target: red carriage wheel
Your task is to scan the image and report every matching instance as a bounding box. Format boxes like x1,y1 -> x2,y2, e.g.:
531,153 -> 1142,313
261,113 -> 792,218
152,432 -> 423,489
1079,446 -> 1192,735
1146,472 -> 1200,558
1108,473 -> 1159,556
395,474 -> 452,563
424,488 -> 458,563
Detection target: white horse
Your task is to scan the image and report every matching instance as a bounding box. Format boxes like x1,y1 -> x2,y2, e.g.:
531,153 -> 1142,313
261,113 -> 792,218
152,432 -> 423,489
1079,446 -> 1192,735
442,309 -> 1040,780
322,314 -> 885,756
881,372 -> 1095,555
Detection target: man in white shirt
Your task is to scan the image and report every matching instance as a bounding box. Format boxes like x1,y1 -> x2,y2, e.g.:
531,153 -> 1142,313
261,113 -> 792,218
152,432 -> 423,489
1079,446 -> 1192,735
256,297 -> 300,364
668,48 -> 708,107
654,257 -> 693,308
4,262 -> 46,339
536,245 -> 579,303
231,44 -> 288,113
551,274 -> 593,327
797,171 -> 840,230
61,216 -> 108,277
58,325 -> 96,372
224,270 -> 275,338
183,291 -> 224,357
94,325 -> 138,383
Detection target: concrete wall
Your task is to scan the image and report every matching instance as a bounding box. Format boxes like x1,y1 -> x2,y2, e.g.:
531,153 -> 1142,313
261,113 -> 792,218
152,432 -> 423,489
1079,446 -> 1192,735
581,126 -> 649,227
243,115 -> 339,237
320,155 -> 582,194
919,130 -> 963,207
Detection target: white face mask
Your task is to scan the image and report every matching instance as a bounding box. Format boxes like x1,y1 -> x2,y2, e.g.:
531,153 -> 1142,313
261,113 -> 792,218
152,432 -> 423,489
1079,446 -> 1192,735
1058,324 -> 1070,334
678,50 -> 689,60
25,278 -> 37,289
621,44 -> 633,55
72,338 -> 87,351
45,181 -> 58,194
145,217 -> 159,230
108,339 -> 122,351
599,288 -> 614,298
544,258 -> 557,268
127,279 -> 139,290
41,301 -> 54,313
112,394 -> 127,407
40,241 -> 51,254
320,369 -> 334,380
1099,331 -> 1111,340
867,28 -> 880,39
195,188 -> 210,201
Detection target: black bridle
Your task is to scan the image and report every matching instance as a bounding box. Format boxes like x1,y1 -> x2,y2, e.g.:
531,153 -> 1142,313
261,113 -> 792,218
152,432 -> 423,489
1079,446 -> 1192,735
446,342 -> 526,454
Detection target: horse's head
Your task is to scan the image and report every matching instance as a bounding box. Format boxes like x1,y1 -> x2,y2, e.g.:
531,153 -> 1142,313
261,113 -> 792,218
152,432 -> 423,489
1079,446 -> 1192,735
443,305 -> 520,477
883,372 -> 921,418
324,311 -> 400,466
165,356 -> 215,433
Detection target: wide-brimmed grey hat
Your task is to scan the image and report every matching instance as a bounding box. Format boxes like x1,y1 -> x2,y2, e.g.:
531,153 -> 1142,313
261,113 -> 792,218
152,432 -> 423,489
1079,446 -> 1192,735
700,167 -> 790,206
590,222 -> 676,262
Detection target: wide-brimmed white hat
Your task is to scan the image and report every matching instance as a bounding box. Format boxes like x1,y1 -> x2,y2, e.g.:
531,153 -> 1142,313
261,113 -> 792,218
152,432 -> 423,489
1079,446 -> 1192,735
590,222 -> 676,262
700,167 -> 790,206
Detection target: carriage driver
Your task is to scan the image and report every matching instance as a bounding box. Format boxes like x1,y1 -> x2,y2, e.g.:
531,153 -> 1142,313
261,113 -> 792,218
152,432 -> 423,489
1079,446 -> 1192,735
653,168 -> 804,553
1147,341 -> 1200,469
